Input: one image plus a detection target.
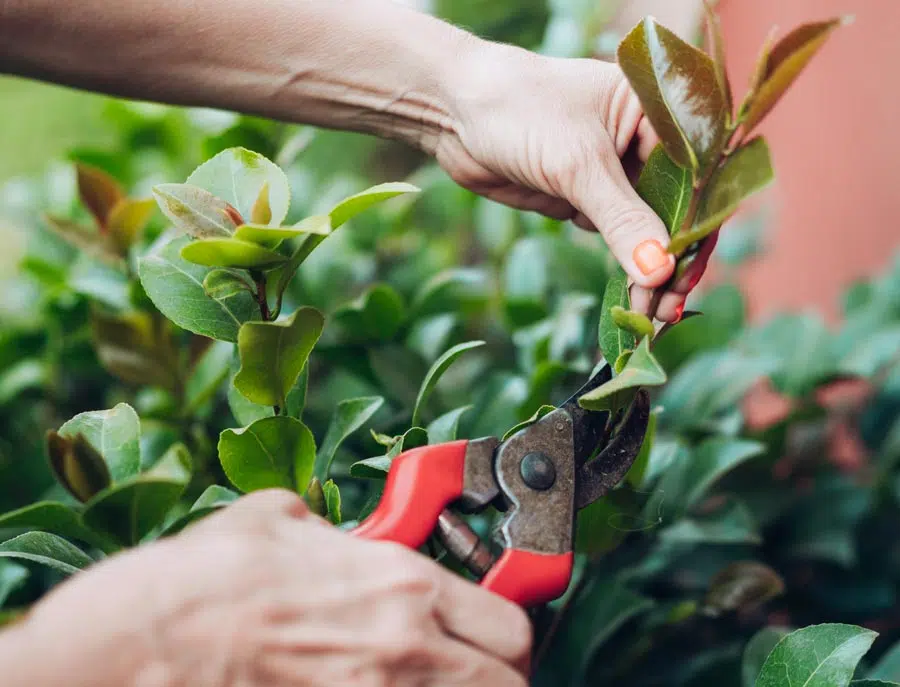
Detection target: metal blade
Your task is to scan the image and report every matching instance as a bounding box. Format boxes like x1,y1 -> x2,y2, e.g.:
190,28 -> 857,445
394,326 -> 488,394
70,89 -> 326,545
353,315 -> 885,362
558,362 -> 615,469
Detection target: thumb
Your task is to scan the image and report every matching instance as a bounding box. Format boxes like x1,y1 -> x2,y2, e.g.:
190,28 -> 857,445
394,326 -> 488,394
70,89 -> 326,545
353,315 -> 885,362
575,156 -> 675,289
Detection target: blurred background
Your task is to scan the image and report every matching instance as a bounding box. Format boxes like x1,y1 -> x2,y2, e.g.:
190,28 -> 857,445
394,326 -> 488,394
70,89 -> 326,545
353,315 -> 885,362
1,1 -> 899,685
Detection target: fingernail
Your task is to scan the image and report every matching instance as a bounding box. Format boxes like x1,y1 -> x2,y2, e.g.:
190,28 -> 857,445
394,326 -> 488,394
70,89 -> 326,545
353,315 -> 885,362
674,303 -> 685,322
633,239 -> 670,276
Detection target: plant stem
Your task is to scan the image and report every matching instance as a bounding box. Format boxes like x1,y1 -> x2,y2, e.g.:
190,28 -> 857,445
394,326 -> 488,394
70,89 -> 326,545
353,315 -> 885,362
254,273 -> 271,321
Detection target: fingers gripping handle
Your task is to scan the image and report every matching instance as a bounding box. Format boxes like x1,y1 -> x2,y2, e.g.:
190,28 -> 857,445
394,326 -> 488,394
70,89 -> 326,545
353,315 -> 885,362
351,440 -> 468,548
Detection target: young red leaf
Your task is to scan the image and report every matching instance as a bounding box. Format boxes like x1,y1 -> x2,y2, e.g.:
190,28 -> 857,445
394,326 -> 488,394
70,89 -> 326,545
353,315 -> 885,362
76,163 -> 125,231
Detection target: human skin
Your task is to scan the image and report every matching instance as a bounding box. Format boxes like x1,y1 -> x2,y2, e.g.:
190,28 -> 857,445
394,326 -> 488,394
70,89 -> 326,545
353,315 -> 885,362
0,0 -> 708,320
0,490 -> 533,686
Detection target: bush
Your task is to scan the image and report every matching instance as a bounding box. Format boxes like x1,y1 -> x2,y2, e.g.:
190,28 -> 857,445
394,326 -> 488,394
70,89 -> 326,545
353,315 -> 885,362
0,5 -> 898,687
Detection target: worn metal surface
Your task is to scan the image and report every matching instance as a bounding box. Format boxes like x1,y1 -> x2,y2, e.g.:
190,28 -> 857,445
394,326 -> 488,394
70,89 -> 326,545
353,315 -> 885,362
459,437 -> 500,512
574,389 -> 651,509
492,408 -> 576,555
559,363 -> 615,469
435,510 -> 494,578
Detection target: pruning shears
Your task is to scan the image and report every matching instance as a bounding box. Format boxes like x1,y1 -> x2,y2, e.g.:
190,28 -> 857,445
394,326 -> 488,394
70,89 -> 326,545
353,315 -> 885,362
352,363 -> 651,607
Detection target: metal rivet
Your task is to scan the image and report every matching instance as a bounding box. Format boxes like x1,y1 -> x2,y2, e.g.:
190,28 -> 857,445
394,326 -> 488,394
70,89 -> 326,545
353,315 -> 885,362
555,422 -> 565,432
519,452 -> 556,491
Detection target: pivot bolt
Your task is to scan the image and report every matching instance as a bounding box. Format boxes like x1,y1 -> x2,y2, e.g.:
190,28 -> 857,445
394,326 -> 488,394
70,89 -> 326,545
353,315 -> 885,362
519,452 -> 556,491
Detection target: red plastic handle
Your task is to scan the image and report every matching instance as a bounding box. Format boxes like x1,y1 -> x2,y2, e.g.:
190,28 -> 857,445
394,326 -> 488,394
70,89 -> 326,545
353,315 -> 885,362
352,440 -> 469,548
352,439 -> 574,607
482,549 -> 574,607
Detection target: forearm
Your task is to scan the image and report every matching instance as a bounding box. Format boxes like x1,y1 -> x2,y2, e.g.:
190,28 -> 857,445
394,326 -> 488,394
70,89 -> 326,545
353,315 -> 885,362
0,0 -> 479,152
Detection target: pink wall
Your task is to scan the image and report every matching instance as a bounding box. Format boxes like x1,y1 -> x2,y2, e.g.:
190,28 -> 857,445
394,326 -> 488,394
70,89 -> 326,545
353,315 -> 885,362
716,0 -> 899,323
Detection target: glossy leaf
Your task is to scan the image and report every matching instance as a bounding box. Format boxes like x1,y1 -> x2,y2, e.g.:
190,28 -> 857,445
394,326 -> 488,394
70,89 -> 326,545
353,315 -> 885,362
0,502 -> 111,550
0,532 -> 94,576
350,427 -> 428,479
502,405 -> 555,442
579,337 -> 666,412
251,181 -> 272,225
107,197 -> 156,251
58,402 -> 141,482
661,497 -> 760,546
329,182 -> 420,229
705,0 -> 733,119
755,623 -> 877,687
635,145 -> 693,234
313,396 -> 385,480
234,307 -> 324,408
218,416 -> 316,493
90,309 -> 179,390
233,224 -> 304,249
743,19 -> 847,134
0,563 -> 27,608
427,405 -> 472,444
46,431 -> 112,503
742,627 -> 791,687
611,306 -> 655,339
626,405 -> 659,488
160,485 -> 239,537
186,147 -> 291,225
669,137 -> 775,255
152,183 -> 240,238
575,489 -> 645,556
703,561 -> 785,617
322,480 -> 342,525
82,475 -> 189,546
598,269 -> 635,366
202,269 -> 254,299
618,17 -> 728,172
180,237 -> 288,270
140,234 -> 258,342
76,162 -> 124,228
412,340 -> 485,426
852,681 -> 900,686
333,284 -> 406,342
305,477 -> 327,517
184,340 -> 233,412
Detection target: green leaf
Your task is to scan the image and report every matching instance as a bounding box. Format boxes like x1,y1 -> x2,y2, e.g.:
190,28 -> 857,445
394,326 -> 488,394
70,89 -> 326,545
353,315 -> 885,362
635,145 -> 693,234
186,147 -> 291,226
579,337 -> 666,412
611,306 -> 655,339
646,438 -> 765,522
219,416 -> 316,493
322,480 -> 342,525
313,396 -> 385,481
202,269 -> 255,299
233,223 -> 304,249
0,532 -> 94,576
180,237 -> 288,270
90,308 -> 179,390
42,215 -> 125,268
703,561 -> 785,617
305,477 -> 327,517
661,497 -> 760,546
0,562 -> 28,608
46,431 -> 112,503
58,402 -> 141,482
139,234 -> 258,342
598,269 -> 635,366
575,489 -> 645,556
502,404 -> 556,442
626,405 -> 659,488
0,502 -> 111,551
328,182 -> 420,229
427,405 -> 472,444
503,237 -> 549,326
838,324 -> 900,378
333,284 -> 406,342
152,183 -> 240,238
106,197 -> 156,251
869,641 -> 900,681
412,341 -> 485,427
755,623 -> 877,687
617,17 -> 728,173
159,485 -> 239,537
350,427 -> 428,479
743,19 -> 847,133
669,137 -> 775,255
742,627 -> 792,687
82,476 -> 189,546
234,307 -> 325,408
251,181 -> 272,225
185,340 -> 234,412
853,681 -> 900,686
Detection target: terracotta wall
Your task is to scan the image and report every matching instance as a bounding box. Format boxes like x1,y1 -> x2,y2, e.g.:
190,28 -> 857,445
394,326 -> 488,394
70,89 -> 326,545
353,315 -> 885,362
716,0 -> 900,323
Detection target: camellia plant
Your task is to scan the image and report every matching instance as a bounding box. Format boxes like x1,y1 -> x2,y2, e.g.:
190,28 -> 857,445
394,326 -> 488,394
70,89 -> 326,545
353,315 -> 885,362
3,7 -> 900,687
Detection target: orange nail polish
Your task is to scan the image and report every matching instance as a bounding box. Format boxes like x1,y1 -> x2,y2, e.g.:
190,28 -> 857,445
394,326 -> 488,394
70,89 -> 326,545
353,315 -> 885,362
674,303 -> 685,322
633,239 -> 669,276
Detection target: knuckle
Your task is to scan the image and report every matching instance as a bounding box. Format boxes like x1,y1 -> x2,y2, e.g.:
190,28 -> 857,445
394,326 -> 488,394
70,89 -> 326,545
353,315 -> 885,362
600,205 -> 661,246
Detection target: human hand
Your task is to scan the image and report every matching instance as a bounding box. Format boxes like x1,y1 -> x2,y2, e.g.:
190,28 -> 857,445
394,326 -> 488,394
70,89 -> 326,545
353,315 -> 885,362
5,490 -> 531,687
437,40 -> 711,322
